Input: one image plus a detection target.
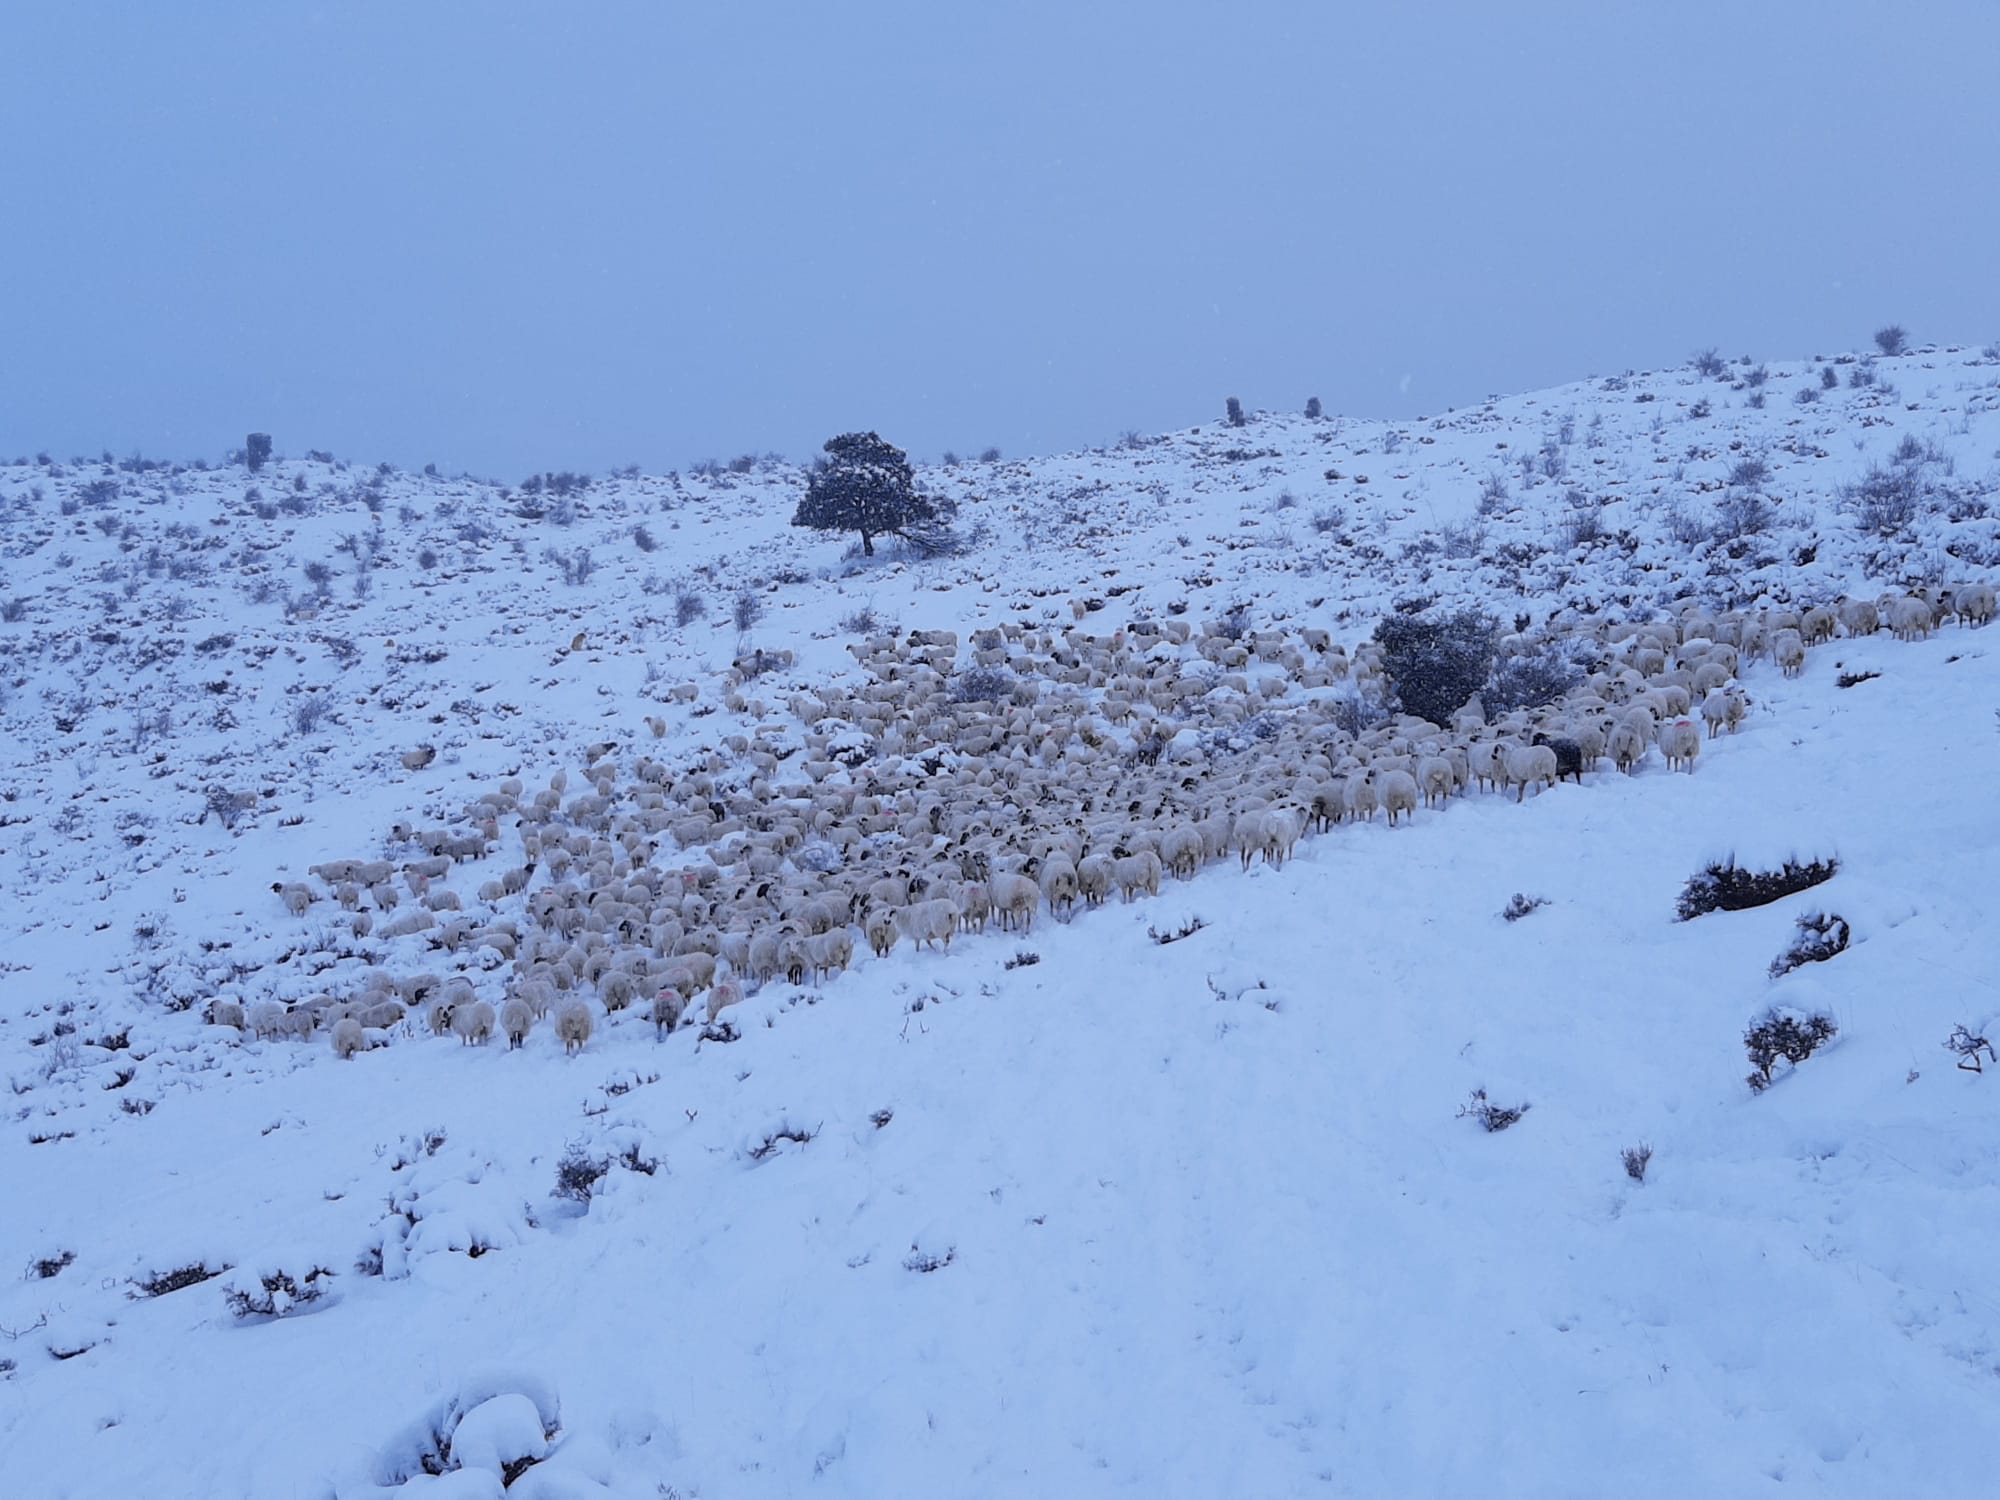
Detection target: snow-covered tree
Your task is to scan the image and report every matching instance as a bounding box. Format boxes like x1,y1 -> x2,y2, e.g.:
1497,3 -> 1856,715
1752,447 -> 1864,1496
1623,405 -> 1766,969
1374,603 -> 1499,727
791,431 -> 935,556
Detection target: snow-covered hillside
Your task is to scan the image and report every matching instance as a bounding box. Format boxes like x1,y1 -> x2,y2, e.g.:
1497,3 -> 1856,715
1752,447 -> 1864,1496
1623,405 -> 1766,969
2,341 -> 1998,1498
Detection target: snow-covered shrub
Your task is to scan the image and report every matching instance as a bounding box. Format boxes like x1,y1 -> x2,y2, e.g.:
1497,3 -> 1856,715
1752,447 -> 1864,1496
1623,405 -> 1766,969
220,1261 -> 334,1320
1374,603 -> 1499,726
674,586 -> 705,627
1224,395 -> 1247,427
1713,491 -> 1774,541
366,1370 -> 561,1489
732,590 -> 764,632
1484,640 -> 1585,716
1457,1088 -> 1529,1133
544,546 -> 595,586
1744,1009 -> 1837,1093
1768,912 -> 1851,978
1622,1144 -> 1653,1183
552,1145 -> 609,1204
1691,347 -> 1726,378
1874,324 -> 1908,356
30,1249 -> 75,1280
1500,893 -> 1548,922
952,666 -> 1014,703
1675,855 -> 1838,921
131,1261 -> 225,1298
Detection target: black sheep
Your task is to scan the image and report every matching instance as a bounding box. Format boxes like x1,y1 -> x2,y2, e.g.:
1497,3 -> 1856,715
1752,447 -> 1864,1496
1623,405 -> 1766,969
1533,733 -> 1585,784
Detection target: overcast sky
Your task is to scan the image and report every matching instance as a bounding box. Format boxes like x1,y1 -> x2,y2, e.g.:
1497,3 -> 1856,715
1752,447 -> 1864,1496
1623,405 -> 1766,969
3,2 -> 1995,478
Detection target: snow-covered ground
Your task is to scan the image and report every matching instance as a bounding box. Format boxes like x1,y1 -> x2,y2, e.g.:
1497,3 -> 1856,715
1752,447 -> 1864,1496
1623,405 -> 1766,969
2,341 -> 1998,1497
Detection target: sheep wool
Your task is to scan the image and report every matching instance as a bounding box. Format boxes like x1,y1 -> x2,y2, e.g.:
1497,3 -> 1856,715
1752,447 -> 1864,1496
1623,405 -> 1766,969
554,1001 -> 593,1055
331,1016 -> 366,1060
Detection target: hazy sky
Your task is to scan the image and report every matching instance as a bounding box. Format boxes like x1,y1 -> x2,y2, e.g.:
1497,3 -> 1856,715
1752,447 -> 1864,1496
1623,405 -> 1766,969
3,2 -> 1995,478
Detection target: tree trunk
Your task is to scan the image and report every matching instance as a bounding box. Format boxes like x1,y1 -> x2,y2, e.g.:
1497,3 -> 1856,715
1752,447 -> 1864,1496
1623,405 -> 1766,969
860,532 -> 874,556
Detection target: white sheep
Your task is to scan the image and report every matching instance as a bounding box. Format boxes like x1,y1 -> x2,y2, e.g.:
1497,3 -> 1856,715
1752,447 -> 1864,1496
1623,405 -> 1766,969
1660,717 -> 1701,772
450,999 -> 496,1046
1608,721 -> 1647,774
1503,743 -> 1559,801
1345,774 -> 1380,823
501,997 -> 534,1049
896,898 -> 960,951
1158,827 -> 1202,880
863,910 -> 900,958
1885,595 -> 1934,642
705,977 -> 747,1023
272,881 -> 315,917
207,998 -> 246,1031
990,872 -> 1040,932
1700,689 -> 1733,739
651,986 -> 684,1038
1379,769 -> 1419,827
1953,582 -> 1996,627
1772,628 -> 1806,679
600,971 -> 637,1013
331,1017 -> 366,1059
801,927 -> 849,982
1038,855 -> 1080,920
1109,849 -> 1161,899
1836,597 -> 1879,637
555,1000 -> 593,1055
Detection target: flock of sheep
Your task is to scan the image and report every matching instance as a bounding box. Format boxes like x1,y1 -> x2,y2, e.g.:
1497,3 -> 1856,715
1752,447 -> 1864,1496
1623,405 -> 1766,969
219,581 -> 1991,1058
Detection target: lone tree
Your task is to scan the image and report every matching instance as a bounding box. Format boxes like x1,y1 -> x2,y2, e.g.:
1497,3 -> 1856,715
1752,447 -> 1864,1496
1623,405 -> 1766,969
792,431 -> 935,556
245,432 -> 272,473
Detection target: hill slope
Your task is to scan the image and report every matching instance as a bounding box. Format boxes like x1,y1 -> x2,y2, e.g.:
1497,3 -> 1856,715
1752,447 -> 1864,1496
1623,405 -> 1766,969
1,342 -> 1998,1497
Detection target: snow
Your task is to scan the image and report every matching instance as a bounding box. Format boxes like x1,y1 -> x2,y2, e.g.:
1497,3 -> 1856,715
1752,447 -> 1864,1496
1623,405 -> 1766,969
1,342 -> 1998,1495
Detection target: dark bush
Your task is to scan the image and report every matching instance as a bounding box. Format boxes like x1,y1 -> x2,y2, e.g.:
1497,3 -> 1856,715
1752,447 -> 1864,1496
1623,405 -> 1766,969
674,587 -> 705,628
553,1145 -> 610,1203
1305,396 -> 1323,419
1224,396 -> 1247,427
1768,912 -> 1851,978
1484,642 -> 1585,716
1843,459 -> 1929,535
1676,855 -> 1838,921
133,1262 -> 224,1298
1375,605 -> 1499,726
1873,325 -> 1908,356
245,433 -> 272,473
732,592 -> 764,633
1622,1144 -> 1652,1182
1820,365 -> 1840,390
1744,1009 -> 1837,1092
951,666 -> 1015,703
1726,457 -> 1770,489
1944,1024 -> 1996,1073
1691,348 -> 1727,378
1713,492 -> 1774,540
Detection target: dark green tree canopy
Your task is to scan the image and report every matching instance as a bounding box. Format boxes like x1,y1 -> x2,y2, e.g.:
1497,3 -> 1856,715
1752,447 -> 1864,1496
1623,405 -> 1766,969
792,431 -> 936,555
